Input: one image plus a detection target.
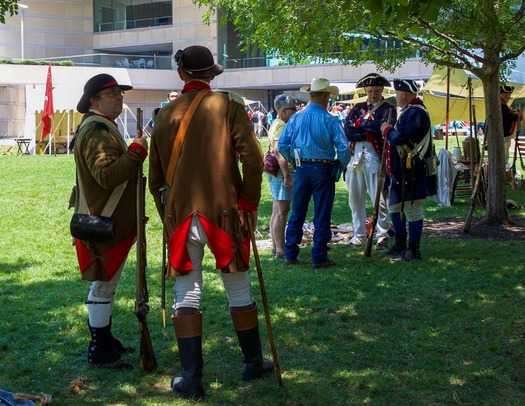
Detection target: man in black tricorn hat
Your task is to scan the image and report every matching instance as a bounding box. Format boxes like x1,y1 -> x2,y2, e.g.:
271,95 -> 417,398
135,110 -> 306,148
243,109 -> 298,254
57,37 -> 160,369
500,84 -> 521,166
344,73 -> 397,250
72,73 -> 148,369
149,45 -> 273,401
380,79 -> 437,261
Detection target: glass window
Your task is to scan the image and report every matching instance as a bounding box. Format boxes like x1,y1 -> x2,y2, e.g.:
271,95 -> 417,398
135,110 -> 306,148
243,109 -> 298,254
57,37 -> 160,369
94,0 -> 172,33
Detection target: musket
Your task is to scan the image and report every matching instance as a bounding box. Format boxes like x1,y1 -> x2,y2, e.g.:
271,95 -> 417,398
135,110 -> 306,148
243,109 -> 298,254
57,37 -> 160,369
159,184 -> 169,328
135,107 -> 158,371
463,123 -> 487,233
246,215 -> 283,387
364,109 -> 393,257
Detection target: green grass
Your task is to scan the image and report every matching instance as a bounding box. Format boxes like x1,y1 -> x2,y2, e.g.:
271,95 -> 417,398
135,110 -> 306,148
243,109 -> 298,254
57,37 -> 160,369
1,154 -> 524,405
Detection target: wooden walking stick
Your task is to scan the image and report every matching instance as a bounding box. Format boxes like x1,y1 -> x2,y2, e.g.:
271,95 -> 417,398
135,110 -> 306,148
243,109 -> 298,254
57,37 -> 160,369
246,215 -> 283,387
364,109 -> 393,257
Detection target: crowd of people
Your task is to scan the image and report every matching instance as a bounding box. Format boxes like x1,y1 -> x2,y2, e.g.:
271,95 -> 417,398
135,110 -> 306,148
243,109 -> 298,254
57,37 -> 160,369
72,44 -> 523,401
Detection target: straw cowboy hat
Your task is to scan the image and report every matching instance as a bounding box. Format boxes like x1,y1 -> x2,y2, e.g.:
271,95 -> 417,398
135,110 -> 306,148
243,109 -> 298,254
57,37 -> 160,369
300,78 -> 339,98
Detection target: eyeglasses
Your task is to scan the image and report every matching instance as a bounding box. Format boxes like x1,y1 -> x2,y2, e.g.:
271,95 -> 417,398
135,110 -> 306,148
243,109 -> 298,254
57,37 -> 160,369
366,90 -> 382,95
98,88 -> 125,98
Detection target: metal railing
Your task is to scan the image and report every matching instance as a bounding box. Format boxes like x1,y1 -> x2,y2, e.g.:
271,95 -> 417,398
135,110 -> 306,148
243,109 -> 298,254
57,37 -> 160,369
35,53 -> 173,70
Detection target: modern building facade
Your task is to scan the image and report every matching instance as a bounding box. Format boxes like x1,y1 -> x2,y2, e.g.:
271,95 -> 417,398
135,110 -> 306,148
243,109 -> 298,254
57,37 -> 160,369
0,0 -> 433,151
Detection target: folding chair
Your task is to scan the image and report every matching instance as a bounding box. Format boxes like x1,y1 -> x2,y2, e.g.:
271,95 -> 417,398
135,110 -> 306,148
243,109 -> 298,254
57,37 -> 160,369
513,127 -> 525,173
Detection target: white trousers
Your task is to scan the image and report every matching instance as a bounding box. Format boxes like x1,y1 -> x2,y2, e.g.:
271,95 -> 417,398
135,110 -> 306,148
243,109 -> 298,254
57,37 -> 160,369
389,200 -> 424,222
173,214 -> 254,310
346,159 -> 390,240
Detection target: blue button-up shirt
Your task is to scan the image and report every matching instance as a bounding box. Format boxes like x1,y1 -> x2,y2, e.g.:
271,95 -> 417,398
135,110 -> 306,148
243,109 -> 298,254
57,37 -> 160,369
278,102 -> 350,168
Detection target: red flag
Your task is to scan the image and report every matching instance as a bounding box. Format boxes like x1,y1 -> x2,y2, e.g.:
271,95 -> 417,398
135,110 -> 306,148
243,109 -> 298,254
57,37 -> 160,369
40,62 -> 54,142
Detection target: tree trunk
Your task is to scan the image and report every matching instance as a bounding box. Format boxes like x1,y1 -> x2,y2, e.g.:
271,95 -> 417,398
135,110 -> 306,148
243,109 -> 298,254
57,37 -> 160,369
482,71 -> 510,224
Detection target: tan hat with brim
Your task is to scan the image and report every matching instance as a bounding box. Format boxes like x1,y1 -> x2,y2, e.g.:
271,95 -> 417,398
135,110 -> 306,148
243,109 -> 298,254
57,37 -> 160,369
300,78 -> 339,98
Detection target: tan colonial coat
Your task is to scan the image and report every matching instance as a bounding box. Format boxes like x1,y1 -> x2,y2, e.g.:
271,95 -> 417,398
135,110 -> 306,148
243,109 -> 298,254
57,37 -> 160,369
148,88 -> 263,274
73,113 -> 144,280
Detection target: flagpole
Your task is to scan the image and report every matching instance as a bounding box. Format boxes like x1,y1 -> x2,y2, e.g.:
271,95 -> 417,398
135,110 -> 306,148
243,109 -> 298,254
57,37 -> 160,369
41,62 -> 54,149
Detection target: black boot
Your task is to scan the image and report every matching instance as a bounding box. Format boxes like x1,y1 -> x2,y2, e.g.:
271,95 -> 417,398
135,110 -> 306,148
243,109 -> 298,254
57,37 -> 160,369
392,239 -> 422,261
171,313 -> 205,401
87,323 -> 132,369
231,305 -> 275,382
383,230 -> 407,256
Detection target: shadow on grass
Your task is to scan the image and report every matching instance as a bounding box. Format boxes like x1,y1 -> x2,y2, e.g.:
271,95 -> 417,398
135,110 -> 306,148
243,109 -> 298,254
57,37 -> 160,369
1,239 -> 525,405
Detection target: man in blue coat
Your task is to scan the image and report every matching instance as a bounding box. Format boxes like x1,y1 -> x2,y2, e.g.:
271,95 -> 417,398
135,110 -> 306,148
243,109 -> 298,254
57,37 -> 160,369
380,79 -> 437,261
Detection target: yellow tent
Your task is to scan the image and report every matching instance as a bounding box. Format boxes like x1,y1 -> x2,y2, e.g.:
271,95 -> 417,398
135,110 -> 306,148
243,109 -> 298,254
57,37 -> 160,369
35,109 -> 84,154
423,93 -> 486,126
422,66 -> 525,126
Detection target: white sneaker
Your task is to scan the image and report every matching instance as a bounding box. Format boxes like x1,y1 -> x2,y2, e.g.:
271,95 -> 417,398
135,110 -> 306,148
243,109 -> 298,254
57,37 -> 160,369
375,238 -> 389,251
347,236 -> 364,247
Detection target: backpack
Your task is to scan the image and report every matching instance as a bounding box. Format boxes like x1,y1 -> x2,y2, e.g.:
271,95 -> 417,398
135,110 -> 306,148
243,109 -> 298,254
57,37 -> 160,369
251,113 -> 259,123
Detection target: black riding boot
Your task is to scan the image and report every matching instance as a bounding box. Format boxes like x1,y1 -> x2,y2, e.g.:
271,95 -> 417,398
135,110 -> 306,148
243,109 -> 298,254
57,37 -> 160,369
231,304 -> 275,382
383,230 -> 407,256
87,323 -> 132,369
171,312 -> 205,401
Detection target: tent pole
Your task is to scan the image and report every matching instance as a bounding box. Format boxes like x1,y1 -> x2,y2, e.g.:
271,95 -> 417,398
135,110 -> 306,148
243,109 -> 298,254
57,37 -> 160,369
445,67 -> 451,150
468,77 -> 475,184
67,111 -> 70,155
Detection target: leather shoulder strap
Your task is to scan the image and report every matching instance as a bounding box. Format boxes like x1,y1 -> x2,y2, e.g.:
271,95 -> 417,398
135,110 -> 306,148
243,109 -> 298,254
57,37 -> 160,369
165,89 -> 211,183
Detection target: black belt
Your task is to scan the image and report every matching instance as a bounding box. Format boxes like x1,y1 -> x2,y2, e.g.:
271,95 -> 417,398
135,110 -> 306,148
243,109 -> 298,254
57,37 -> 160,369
302,158 -> 333,165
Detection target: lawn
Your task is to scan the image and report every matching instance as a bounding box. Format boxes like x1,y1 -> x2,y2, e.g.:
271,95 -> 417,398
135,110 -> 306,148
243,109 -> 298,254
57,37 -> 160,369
0,152 -> 524,406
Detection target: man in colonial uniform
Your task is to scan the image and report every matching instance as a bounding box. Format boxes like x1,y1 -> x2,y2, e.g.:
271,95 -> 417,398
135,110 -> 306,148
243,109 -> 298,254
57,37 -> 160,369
500,84 -> 521,166
381,79 -> 437,261
73,74 -> 149,368
149,45 -> 273,401
344,73 -> 397,250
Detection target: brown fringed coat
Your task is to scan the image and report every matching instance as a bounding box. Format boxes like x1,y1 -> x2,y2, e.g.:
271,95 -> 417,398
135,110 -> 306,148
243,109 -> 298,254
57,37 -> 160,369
148,86 -> 263,275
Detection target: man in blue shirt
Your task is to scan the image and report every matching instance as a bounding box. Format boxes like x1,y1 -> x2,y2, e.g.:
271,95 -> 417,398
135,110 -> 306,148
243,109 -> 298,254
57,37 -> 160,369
278,78 -> 350,269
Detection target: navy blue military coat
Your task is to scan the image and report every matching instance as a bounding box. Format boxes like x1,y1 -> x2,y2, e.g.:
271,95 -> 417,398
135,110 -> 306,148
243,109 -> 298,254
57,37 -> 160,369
385,99 -> 437,205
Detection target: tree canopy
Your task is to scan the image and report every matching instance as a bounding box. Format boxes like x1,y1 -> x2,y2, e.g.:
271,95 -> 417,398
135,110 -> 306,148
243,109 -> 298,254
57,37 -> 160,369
199,0 -> 525,225
0,0 -> 19,24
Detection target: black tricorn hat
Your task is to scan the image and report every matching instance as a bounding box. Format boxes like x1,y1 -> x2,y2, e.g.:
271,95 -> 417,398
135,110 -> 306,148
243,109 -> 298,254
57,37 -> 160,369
393,79 -> 420,93
77,74 -> 132,113
356,73 -> 391,88
174,46 -> 224,78
500,84 -> 515,94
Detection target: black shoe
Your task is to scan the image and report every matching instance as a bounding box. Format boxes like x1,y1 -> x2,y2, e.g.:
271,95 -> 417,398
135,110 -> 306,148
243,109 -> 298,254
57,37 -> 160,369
171,376 -> 205,401
284,258 -> 298,265
87,324 -> 133,369
391,248 -> 422,262
242,359 -> 275,381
